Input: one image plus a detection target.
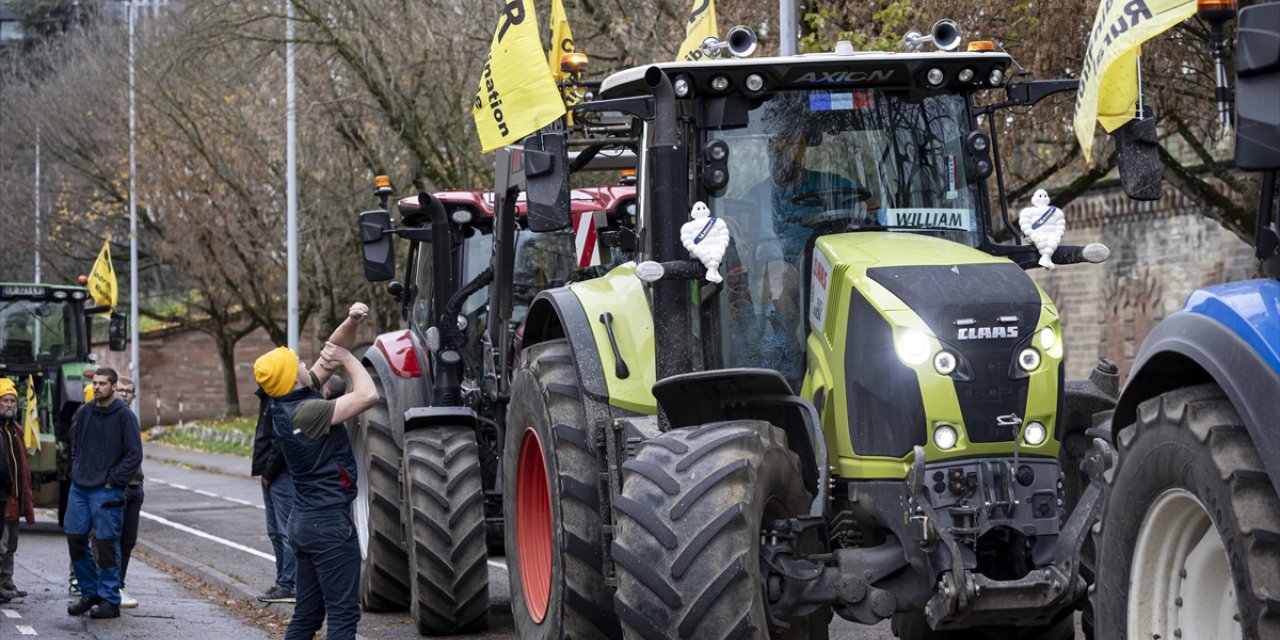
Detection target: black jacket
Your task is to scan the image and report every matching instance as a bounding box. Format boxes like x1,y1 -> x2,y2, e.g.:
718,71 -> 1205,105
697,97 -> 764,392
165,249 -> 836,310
0,422 -> 11,501
70,398 -> 143,488
251,387 -> 288,482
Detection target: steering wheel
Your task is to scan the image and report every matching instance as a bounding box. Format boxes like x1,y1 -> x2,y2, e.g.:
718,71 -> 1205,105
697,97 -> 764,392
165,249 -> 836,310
790,187 -> 873,209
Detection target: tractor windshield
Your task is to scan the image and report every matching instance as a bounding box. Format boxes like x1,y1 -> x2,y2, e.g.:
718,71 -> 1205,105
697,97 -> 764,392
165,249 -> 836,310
0,296 -> 83,367
707,88 -> 981,389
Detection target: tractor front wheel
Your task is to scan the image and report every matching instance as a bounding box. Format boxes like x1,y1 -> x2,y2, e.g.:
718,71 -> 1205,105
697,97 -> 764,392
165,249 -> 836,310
402,426 -> 490,634
352,368 -> 411,611
504,339 -> 619,639
612,420 -> 818,639
1094,383 -> 1280,640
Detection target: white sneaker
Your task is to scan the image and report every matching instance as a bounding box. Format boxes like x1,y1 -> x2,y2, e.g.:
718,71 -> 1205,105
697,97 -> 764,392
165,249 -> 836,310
119,589 -> 139,609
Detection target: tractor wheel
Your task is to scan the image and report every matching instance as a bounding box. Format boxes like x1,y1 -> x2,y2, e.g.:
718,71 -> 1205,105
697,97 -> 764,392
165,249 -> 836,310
402,426 -> 490,634
352,368 -> 411,611
613,420 -> 820,639
504,339 -> 620,639
1094,383 -> 1280,640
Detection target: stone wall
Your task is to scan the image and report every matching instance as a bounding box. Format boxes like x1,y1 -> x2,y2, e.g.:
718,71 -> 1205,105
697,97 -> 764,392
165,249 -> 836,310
1029,184 -> 1258,381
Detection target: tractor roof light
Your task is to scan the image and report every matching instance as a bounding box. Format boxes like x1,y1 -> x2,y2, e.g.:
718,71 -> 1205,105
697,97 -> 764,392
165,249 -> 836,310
957,68 -> 975,83
934,424 -> 959,450
744,73 -> 766,93
374,175 -> 393,195
560,52 -> 589,73
896,329 -> 931,366
926,67 -> 946,87
967,41 -> 997,52
988,67 -> 1006,86
673,76 -> 692,97
1018,347 -> 1041,372
1023,421 -> 1048,446
710,75 -> 731,92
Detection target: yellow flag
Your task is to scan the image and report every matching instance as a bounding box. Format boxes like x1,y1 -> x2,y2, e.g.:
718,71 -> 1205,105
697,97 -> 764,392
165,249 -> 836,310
23,376 -> 39,451
548,0 -> 575,84
676,0 -> 718,62
1074,0 -> 1197,163
473,0 -> 566,153
88,239 -> 117,307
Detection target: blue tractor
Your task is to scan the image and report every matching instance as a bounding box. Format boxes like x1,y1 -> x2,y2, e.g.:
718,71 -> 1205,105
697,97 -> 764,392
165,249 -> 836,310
1092,3 -> 1280,639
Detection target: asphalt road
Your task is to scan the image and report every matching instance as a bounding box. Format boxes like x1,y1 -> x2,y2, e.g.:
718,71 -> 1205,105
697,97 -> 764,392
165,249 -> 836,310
18,442 -> 915,639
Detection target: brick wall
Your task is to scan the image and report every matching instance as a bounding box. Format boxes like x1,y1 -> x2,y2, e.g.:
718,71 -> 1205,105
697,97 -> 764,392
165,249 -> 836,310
1029,184 -> 1258,381
94,319 -> 378,426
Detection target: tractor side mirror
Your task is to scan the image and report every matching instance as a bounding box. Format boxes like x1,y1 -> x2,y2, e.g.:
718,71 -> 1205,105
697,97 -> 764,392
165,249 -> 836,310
524,133 -> 571,232
1235,2 -> 1280,171
108,311 -> 128,351
359,209 -> 396,282
1114,105 -> 1163,201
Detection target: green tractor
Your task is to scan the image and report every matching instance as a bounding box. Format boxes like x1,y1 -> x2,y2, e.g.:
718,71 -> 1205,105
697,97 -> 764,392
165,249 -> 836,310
0,283 -> 126,523
499,23 -> 1121,640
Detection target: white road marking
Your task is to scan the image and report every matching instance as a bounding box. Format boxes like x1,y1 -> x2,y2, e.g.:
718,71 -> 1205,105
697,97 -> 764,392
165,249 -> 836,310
1,609 -> 19,618
16,624 -> 36,635
140,511 -> 275,562
150,478 -> 264,510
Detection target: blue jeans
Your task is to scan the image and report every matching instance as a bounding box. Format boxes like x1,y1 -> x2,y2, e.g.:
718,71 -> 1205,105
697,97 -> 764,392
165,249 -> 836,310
285,507 -> 361,640
65,484 -> 126,606
263,473 -> 296,592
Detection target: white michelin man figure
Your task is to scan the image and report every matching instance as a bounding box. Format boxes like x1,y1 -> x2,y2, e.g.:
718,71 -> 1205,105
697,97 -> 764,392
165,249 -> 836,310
680,201 -> 730,283
1019,188 -> 1067,270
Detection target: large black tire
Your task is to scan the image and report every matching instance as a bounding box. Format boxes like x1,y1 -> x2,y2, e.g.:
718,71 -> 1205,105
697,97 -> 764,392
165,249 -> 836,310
402,426 -> 490,634
353,369 -> 412,611
504,339 -> 620,639
1094,383 -> 1280,640
612,420 -> 819,639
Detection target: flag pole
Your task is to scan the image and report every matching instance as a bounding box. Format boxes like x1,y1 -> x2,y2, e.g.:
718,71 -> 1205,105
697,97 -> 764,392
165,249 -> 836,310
286,0 -> 298,352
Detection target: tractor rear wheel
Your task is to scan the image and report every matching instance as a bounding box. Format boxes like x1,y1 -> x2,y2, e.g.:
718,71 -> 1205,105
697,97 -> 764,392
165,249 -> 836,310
1094,383 -> 1280,640
402,426 -> 490,634
504,339 -> 619,639
612,420 -> 818,639
353,368 -> 411,611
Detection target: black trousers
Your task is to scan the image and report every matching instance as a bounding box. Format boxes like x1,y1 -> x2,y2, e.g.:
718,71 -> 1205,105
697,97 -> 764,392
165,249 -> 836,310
120,483 -> 144,588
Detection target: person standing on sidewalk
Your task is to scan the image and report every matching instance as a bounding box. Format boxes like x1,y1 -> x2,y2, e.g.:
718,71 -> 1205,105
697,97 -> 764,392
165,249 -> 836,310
253,302 -> 377,640
252,384 -> 296,604
65,367 -> 143,620
0,399 -> 9,606
114,378 -> 143,609
0,378 -> 35,602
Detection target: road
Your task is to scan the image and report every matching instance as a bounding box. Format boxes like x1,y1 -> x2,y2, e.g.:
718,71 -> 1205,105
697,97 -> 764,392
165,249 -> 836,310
20,442 -> 970,639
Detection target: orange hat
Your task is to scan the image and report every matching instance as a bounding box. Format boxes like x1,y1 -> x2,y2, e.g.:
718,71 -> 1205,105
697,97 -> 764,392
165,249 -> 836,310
254,347 -> 300,398
0,378 -> 15,399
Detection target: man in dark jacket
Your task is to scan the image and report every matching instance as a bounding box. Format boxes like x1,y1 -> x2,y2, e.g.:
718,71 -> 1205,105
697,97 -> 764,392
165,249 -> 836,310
254,302 -> 377,640
252,385 -> 296,603
64,367 -> 143,620
0,379 -> 15,605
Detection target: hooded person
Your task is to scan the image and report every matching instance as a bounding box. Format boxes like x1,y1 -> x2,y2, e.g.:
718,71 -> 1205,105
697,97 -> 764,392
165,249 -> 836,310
64,367 -> 142,620
255,302 -> 378,640
0,378 -> 33,601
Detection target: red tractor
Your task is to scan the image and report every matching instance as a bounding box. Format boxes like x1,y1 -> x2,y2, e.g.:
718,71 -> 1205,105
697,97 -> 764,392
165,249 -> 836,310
354,153 -> 636,634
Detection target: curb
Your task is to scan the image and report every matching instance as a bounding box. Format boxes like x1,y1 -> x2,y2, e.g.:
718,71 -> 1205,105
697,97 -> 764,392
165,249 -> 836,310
137,538 -> 371,640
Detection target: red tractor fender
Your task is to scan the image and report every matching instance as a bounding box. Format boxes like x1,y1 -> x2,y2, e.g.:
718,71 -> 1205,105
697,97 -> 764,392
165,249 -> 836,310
371,330 -> 421,378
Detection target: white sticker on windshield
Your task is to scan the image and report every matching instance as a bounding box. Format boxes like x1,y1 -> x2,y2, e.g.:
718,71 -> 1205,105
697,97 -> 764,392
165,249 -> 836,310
880,208 -> 976,232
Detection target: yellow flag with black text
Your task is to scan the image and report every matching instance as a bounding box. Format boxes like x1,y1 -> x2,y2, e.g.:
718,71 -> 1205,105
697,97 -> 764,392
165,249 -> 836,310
88,239 -> 117,307
473,0 -> 566,153
23,376 -> 39,452
548,0 -> 575,84
1073,0 -> 1197,163
676,0 -> 717,62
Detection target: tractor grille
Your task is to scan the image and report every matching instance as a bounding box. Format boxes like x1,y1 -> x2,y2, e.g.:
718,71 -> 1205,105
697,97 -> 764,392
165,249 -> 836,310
868,263 -> 1042,444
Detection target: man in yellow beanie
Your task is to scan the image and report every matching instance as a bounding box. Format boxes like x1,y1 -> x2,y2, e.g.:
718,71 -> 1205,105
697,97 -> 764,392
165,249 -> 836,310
254,302 -> 377,640
0,377 -> 36,602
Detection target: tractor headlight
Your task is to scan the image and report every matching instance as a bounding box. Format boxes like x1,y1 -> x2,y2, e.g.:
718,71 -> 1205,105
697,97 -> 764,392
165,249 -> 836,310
1038,326 -> 1056,350
673,76 -> 692,97
926,67 -> 946,86
1017,347 -> 1041,372
933,424 -> 959,450
1023,421 -> 1047,446
439,349 -> 462,364
933,350 -> 957,375
895,329 -> 931,365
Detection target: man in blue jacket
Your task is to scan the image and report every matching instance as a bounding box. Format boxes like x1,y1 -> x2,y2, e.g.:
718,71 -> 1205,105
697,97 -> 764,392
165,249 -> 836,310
65,367 -> 142,619
254,302 -> 377,640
